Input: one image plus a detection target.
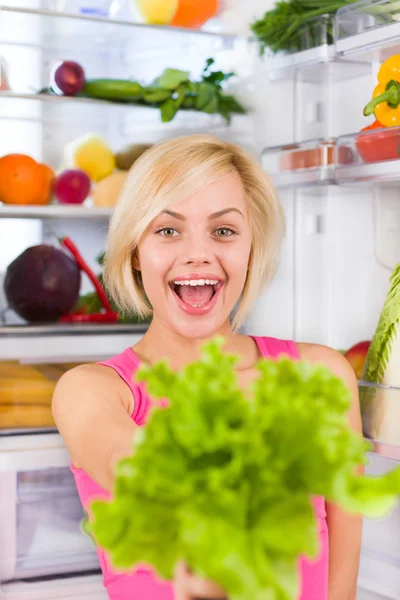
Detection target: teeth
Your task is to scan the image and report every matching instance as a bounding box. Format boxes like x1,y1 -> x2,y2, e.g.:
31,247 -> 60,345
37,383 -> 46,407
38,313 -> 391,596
173,279 -> 219,286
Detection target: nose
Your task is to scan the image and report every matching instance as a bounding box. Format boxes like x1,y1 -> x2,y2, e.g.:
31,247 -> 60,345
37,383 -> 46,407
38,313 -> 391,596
180,233 -> 212,266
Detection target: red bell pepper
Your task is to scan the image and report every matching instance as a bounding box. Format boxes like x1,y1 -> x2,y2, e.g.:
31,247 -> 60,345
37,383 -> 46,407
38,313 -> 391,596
58,236 -> 119,324
355,120 -> 400,163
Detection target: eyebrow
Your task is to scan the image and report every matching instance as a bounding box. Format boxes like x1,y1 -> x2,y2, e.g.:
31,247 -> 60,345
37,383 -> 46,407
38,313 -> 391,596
163,208 -> 244,221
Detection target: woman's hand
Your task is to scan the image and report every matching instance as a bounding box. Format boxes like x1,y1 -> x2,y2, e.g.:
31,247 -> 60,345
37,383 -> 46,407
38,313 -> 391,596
174,562 -> 228,600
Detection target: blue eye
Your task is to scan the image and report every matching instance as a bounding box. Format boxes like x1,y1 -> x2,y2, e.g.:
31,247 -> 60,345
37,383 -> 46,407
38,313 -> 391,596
158,227 -> 178,238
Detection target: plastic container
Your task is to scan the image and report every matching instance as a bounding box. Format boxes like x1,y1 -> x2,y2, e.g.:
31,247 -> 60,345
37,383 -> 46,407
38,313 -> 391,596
359,380 -> 400,460
261,138 -> 352,188
0,435 -> 99,582
336,0 -> 400,58
336,125 -> 400,185
269,14 -> 336,80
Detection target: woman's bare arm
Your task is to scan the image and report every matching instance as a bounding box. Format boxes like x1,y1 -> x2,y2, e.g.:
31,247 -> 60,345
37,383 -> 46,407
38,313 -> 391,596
298,343 -> 363,600
52,364 -> 137,493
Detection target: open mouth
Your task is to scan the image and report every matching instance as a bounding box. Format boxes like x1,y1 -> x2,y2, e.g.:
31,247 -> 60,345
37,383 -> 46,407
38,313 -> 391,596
169,278 -> 223,309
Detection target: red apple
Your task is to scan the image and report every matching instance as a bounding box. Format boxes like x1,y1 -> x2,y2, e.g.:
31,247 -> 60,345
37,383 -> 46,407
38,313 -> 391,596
50,61 -> 85,96
344,340 -> 371,380
54,169 -> 91,205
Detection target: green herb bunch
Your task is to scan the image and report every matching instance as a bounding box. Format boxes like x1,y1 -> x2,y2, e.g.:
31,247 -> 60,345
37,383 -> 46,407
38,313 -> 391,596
89,338 -> 400,600
251,0 -> 357,55
147,58 -> 246,122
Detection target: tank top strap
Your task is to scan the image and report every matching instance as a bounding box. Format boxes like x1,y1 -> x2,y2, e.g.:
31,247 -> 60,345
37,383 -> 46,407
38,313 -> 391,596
97,348 -> 150,426
252,336 -> 299,360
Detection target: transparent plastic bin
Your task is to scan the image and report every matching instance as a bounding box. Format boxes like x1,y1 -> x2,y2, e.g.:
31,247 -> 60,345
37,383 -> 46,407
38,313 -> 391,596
269,14 -> 336,79
336,0 -> 400,58
0,463 -> 99,582
0,360 -> 82,432
261,138 -> 352,188
359,380 -> 400,460
336,125 -> 400,185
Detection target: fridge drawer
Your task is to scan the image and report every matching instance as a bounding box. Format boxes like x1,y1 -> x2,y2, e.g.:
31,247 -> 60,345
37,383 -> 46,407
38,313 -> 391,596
0,434 -> 99,582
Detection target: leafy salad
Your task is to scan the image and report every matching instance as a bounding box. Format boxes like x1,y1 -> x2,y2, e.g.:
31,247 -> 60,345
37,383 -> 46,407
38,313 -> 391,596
89,338 -> 400,600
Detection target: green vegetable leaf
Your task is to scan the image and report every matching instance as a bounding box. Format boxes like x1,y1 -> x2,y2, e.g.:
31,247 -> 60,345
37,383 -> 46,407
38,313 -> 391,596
89,338 -> 400,600
142,87 -> 173,104
251,0 -> 341,55
160,98 -> 179,122
195,82 -> 217,111
155,68 -> 189,90
363,262 -> 400,384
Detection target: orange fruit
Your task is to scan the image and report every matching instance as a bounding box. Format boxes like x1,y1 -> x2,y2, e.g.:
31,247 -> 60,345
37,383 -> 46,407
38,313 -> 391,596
0,154 -> 53,205
170,0 -> 218,28
36,163 -> 55,205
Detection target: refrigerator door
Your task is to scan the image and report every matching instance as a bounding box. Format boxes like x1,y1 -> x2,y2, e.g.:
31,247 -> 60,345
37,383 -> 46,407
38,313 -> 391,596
0,434 -> 99,584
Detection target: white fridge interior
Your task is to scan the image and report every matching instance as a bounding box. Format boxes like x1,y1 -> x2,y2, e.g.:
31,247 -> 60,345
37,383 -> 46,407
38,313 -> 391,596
1,0 -> 400,598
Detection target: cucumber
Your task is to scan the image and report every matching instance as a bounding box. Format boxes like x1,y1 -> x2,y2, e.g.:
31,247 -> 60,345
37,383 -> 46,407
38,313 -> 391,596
82,79 -> 143,102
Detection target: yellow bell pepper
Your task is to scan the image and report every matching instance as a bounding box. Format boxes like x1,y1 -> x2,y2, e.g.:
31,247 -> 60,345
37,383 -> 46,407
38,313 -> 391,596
363,55 -> 400,127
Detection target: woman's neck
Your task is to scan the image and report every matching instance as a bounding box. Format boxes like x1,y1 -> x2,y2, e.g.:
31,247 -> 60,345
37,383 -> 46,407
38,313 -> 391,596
132,318 -> 260,372
132,318 -> 240,370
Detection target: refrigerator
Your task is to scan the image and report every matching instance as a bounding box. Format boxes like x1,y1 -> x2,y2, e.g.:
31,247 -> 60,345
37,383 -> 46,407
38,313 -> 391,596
0,0 -> 399,597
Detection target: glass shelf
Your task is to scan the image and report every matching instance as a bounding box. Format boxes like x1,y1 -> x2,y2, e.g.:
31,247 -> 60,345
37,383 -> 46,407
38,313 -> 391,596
261,139 -> 347,188
0,91 -> 243,127
0,202 -> 113,218
0,323 -> 148,361
359,380 -> 400,462
336,0 -> 400,60
0,90 -> 127,108
336,125 -> 400,185
0,5 -> 237,42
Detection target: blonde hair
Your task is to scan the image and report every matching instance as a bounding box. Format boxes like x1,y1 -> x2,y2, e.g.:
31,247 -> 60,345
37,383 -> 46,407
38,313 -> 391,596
104,134 -> 285,330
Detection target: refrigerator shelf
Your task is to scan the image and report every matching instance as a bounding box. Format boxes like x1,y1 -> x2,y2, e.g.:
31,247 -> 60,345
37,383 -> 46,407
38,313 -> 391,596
0,91 -> 246,129
0,323 -> 148,336
0,324 -> 147,361
0,5 -> 237,42
0,202 -> 113,219
336,0 -> 400,59
261,139 -> 347,188
336,125 -> 400,185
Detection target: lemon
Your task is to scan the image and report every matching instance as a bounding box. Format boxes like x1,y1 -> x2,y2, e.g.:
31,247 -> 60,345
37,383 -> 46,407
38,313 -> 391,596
135,0 -> 179,24
64,133 -> 115,182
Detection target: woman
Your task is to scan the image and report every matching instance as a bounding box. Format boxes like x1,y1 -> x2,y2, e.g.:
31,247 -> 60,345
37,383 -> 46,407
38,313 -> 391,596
53,135 -> 362,600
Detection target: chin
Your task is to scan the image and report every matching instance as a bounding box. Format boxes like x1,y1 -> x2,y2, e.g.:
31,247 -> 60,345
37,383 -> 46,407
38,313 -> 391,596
169,315 -> 228,341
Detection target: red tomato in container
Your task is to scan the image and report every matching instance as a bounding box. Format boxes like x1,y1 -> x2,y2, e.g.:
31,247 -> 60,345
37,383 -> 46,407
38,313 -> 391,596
355,121 -> 400,163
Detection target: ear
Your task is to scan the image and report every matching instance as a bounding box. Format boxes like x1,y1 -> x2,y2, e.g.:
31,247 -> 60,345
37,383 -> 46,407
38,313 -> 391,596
132,250 -> 140,272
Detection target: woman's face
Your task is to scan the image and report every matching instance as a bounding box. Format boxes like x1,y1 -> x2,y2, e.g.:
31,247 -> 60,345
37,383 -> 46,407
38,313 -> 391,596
137,172 -> 252,339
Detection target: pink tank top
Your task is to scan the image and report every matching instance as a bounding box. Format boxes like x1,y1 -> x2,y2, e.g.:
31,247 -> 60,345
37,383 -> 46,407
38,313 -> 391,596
71,336 -> 328,600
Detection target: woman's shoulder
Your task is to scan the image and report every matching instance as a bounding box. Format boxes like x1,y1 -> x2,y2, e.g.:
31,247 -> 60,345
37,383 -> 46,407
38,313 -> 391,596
53,361 -> 134,416
297,342 -> 356,386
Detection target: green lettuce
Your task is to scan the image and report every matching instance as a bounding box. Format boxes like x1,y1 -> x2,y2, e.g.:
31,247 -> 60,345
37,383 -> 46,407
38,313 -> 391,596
363,262 -> 400,384
89,338 -> 400,600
